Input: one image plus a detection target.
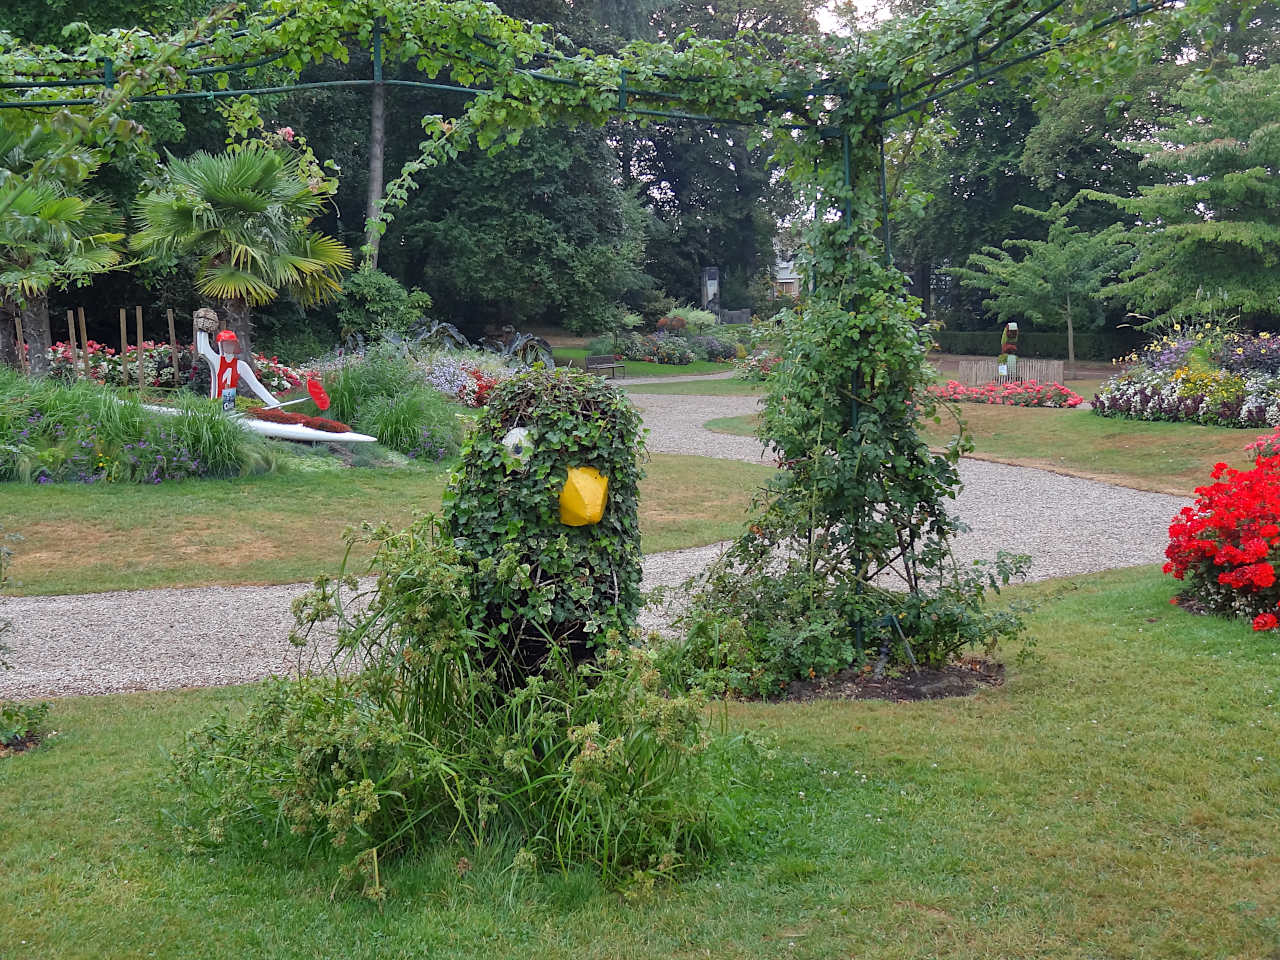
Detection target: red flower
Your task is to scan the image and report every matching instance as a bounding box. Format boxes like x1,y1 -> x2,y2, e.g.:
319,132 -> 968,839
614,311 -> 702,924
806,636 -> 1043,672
1252,612 -> 1277,631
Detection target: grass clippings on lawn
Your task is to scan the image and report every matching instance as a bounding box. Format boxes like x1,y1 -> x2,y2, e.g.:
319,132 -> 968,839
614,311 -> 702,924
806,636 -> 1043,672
1,567 -> 1276,959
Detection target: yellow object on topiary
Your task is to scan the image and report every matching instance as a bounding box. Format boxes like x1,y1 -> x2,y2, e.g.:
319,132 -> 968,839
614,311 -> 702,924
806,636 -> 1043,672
559,466 -> 609,526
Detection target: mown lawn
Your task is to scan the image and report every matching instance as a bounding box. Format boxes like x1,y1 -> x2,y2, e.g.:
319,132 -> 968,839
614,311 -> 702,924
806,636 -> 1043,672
706,406 -> 1256,495
627,378 -> 765,397
921,407 -> 1254,494
2,566 -> 1277,958
0,453 -> 775,595
554,346 -> 730,378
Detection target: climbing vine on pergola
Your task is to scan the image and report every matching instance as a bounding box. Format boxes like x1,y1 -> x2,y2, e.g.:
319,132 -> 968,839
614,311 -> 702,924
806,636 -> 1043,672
0,0 -> 1230,652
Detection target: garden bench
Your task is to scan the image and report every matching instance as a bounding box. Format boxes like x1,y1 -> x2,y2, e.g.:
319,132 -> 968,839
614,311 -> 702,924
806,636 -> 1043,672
585,355 -> 626,379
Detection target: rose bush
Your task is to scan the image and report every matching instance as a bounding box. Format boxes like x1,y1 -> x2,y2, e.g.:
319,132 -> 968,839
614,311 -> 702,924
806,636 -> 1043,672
929,379 -> 1083,408
1165,456 -> 1280,629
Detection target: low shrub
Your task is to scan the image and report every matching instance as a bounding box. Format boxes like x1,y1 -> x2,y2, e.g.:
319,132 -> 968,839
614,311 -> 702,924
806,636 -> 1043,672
0,369 -> 279,484
663,551 -> 1030,699
1166,456 -> 1280,629
171,516 -> 730,896
930,379 -> 1084,408
415,348 -> 516,407
662,306 -> 717,334
1247,427 -> 1280,459
599,332 -> 696,366
735,349 -> 781,381
690,335 -> 736,362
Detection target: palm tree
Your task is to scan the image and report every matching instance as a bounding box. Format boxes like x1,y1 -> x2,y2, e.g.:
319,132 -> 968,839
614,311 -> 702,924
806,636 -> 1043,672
0,125 -> 126,376
131,145 -> 352,357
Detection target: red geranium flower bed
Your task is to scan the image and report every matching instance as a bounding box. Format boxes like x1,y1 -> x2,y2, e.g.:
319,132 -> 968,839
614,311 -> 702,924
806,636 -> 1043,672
1166,456 -> 1280,630
928,379 -> 1084,408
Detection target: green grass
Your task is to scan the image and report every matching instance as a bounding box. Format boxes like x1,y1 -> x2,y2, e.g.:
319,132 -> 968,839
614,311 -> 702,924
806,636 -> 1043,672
705,413 -> 759,435
555,346 -> 730,378
0,454 -> 774,595
3,566 -> 1277,958
705,404 -> 1254,494
921,406 -> 1254,494
627,379 -> 765,397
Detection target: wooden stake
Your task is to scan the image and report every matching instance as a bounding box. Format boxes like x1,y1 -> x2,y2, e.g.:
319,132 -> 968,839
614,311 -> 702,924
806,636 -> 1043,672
167,309 -> 179,387
119,307 -> 129,388
66,310 -> 78,377
14,316 -> 26,374
77,307 -> 89,380
135,305 -> 144,392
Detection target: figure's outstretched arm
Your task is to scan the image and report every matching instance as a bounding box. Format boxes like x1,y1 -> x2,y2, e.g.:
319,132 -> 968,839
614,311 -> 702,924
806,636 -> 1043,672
195,329 -> 219,368
235,360 -> 281,407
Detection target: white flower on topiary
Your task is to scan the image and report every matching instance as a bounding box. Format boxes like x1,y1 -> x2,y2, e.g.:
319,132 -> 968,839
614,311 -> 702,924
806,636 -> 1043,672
502,426 -> 534,470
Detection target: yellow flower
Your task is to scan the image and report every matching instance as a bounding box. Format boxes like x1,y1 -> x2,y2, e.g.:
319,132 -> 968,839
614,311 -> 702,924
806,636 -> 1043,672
1173,324 -> 1181,332
1238,348 -> 1246,354
1262,332 -> 1271,340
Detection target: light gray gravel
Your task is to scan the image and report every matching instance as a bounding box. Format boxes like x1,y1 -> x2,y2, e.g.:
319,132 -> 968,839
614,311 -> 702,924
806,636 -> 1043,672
1,389 -> 1186,700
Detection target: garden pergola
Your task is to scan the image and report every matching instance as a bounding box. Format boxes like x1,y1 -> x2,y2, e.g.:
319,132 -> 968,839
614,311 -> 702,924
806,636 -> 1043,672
0,0 -> 1190,652
0,0 -> 1173,260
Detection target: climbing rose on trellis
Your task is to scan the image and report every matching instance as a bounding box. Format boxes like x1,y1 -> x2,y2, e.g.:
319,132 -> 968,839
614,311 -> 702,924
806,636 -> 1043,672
1165,457 -> 1280,628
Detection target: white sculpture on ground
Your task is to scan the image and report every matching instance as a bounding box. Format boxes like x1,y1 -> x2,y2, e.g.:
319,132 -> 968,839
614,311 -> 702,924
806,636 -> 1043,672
189,307 -> 375,443
193,308 -> 280,411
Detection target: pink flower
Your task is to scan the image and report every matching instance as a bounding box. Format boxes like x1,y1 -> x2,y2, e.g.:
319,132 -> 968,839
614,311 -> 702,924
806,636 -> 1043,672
276,126 -> 296,143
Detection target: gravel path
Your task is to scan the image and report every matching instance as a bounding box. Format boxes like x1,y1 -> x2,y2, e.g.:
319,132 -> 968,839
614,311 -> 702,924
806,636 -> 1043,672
622,371 -> 737,385
1,391 -> 1186,700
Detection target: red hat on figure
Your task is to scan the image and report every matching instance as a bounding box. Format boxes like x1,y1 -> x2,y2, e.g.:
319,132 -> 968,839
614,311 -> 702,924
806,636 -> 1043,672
215,330 -> 239,344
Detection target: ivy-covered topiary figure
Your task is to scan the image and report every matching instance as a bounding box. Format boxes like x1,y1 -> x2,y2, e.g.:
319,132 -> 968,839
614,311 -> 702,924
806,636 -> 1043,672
443,367 -> 644,680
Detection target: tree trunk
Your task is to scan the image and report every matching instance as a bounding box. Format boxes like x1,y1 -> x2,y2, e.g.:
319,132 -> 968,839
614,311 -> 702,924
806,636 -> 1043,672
218,297 -> 254,361
1065,291 -> 1075,379
363,77 -> 386,268
0,299 -> 17,370
22,296 -> 52,377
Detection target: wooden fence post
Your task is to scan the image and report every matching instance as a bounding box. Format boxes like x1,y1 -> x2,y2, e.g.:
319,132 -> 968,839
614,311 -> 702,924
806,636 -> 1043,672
135,305 -> 144,392
14,317 -> 27,374
167,309 -> 179,387
119,307 -> 129,388
66,309 -> 78,377
77,307 -> 89,380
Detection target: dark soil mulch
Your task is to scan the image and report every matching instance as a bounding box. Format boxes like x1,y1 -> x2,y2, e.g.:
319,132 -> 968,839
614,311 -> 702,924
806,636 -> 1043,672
784,657 -> 1005,702
0,732 -> 42,758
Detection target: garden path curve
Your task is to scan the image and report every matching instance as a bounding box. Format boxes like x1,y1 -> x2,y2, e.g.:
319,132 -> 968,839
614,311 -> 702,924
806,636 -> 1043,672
2,391 -> 1185,699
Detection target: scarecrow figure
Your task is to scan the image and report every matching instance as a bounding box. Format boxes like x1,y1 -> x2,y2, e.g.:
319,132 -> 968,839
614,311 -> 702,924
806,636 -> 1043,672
193,308 -> 281,411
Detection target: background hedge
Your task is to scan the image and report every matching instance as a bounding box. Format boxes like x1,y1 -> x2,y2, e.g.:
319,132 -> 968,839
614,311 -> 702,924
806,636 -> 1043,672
931,329 -> 1144,362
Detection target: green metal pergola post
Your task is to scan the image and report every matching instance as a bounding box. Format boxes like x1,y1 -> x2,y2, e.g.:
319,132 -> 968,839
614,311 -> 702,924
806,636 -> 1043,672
841,129 -> 866,658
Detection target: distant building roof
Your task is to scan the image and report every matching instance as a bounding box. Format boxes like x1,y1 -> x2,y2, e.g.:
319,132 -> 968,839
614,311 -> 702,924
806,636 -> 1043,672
774,258 -> 801,282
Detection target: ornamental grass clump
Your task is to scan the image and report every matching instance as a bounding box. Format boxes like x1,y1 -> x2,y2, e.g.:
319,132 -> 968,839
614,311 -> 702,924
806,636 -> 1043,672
1165,456 -> 1280,630
0,368 -> 278,483
323,343 -> 462,456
